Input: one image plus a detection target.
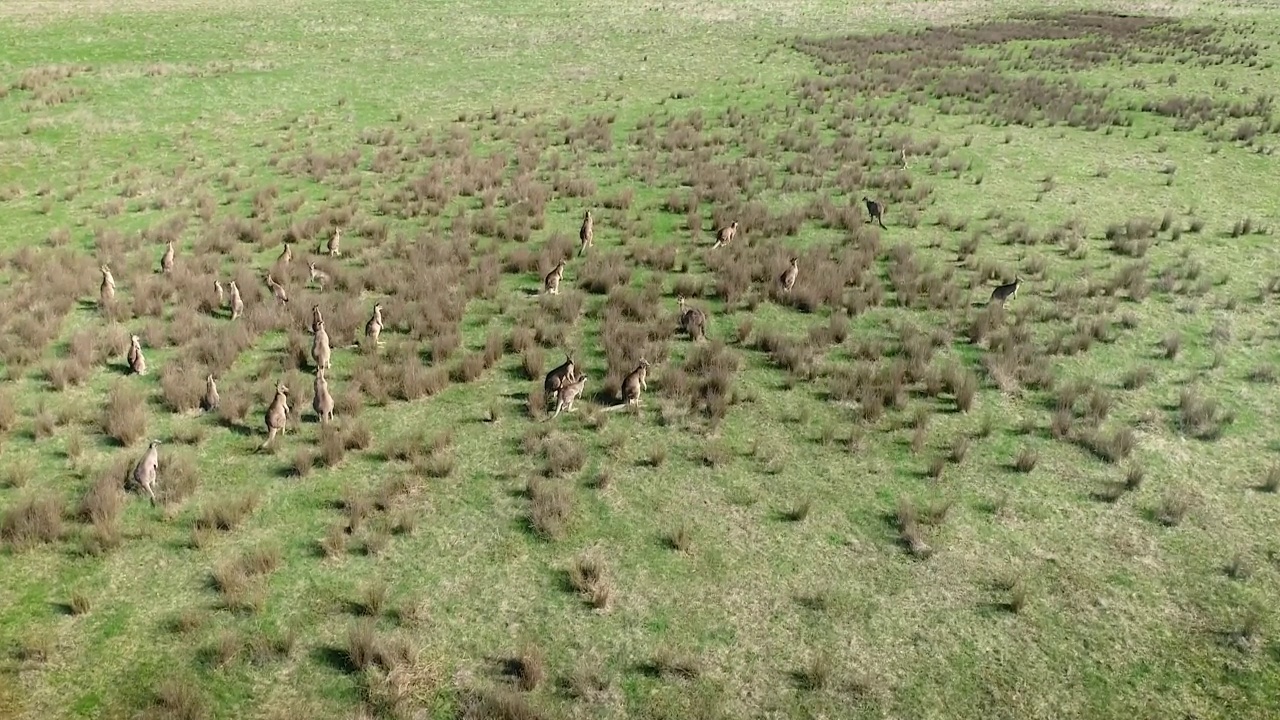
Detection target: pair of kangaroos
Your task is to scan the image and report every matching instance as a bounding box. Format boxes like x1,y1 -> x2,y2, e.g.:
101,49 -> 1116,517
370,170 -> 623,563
542,354 -> 650,420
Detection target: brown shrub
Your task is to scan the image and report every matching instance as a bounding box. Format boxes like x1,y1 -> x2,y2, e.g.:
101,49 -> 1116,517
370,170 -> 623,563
1,494 -> 66,549
451,352 -> 486,383
1013,446 -> 1039,472
527,476 -> 572,540
512,644 -> 547,691
567,551 -> 612,610
101,381 -> 148,446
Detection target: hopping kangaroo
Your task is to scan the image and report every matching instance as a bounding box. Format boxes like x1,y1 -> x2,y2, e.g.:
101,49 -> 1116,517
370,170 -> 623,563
544,353 -> 577,395
603,358 -> 650,412
578,210 -> 594,256
132,440 -> 161,506
712,221 -> 738,249
989,277 -> 1022,306
543,260 -> 566,295
313,368 -> 335,424
863,196 -> 887,229
126,334 -> 147,375
260,380 -> 290,450
364,303 -> 384,347
549,373 -> 588,420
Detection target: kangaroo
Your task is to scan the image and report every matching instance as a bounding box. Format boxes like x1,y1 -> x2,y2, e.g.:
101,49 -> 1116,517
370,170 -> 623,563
543,260 -> 565,295
313,368 -> 334,423
99,264 -> 116,305
278,242 -> 293,265
779,257 -> 799,294
132,440 -> 161,506
307,261 -> 330,289
229,280 -> 244,320
578,210 -> 594,257
549,373 -> 588,420
311,304 -> 325,333
326,228 -> 342,257
544,353 -> 577,395
312,318 -> 332,371
900,148 -> 911,170
604,358 -> 650,412
677,296 -> 707,341
202,373 -> 220,412
712,221 -> 738,249
364,303 -> 384,347
214,279 -> 225,308
989,277 -> 1022,306
126,334 -> 147,375
863,196 -> 887,229
260,380 -> 290,450
160,240 -> 175,274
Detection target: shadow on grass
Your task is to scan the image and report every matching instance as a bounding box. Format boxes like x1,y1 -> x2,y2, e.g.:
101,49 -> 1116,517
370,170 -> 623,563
311,645 -> 358,674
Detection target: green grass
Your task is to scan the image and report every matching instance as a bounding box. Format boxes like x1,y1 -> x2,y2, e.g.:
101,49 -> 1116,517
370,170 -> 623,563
2,2 -> 1280,719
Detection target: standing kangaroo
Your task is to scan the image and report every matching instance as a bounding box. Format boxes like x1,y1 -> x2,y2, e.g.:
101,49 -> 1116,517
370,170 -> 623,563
313,368 -> 334,424
779,257 -> 799,294
578,210 -> 594,257
160,240 -> 175,274
863,196 -> 887,229
543,260 -> 565,296
311,304 -> 325,333
604,358 -> 650,412
99,265 -> 116,305
544,353 -> 577,395
229,281 -> 244,320
214,279 -> 226,308
278,242 -> 293,265
132,440 -> 161,506
712,221 -> 738,249
266,273 -> 289,305
260,381 -> 290,450
307,261 -> 331,289
126,334 -> 147,375
202,374 -> 220,412
312,318 -> 332,371
364,303 -> 384,347
326,228 -> 342,257
677,296 -> 707,341
549,373 -> 588,420
989,277 -> 1022,306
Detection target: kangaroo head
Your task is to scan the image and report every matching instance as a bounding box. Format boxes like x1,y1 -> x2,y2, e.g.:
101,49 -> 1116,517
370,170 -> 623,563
374,303 -> 383,312
639,357 -> 650,369
276,381 -> 289,395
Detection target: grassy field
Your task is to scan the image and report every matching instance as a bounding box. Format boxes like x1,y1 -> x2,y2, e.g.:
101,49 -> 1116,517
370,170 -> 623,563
3,1 -> 1280,719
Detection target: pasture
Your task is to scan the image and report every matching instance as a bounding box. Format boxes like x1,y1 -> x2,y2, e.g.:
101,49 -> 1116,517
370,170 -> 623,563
2,1 -> 1280,718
